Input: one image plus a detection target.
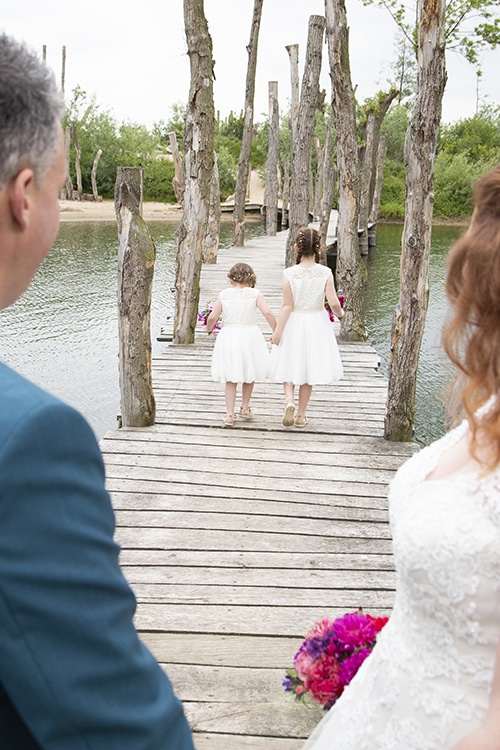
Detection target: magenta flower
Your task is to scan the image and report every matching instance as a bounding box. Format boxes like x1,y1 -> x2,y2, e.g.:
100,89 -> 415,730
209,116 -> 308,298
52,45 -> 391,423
333,612 -> 378,651
284,609 -> 387,709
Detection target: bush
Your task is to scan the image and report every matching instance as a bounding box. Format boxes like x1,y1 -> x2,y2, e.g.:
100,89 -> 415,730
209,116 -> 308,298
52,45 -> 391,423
378,201 -> 405,220
142,158 -> 176,203
378,161 -> 405,218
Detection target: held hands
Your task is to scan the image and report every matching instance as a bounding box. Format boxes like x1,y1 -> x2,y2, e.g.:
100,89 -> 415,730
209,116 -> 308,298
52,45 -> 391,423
270,330 -> 281,346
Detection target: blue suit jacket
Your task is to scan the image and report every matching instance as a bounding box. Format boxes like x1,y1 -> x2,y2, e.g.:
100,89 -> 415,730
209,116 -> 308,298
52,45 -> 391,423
0,362 -> 194,749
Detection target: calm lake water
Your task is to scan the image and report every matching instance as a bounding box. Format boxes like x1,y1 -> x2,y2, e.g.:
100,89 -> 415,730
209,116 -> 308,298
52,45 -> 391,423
0,220 -> 463,445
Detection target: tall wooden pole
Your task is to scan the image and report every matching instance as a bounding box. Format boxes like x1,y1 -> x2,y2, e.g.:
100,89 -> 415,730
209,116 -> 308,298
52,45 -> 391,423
115,167 -> 156,428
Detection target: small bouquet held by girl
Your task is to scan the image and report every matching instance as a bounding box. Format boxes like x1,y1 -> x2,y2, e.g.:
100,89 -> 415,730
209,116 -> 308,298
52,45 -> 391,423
283,609 -> 388,710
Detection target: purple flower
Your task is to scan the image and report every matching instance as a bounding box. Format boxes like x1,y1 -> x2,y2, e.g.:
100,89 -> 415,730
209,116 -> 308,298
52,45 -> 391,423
338,648 -> 372,687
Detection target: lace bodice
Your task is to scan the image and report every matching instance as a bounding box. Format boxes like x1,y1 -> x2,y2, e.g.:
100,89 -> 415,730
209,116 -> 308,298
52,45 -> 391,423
284,264 -> 331,311
304,419 -> 500,749
219,287 -> 260,326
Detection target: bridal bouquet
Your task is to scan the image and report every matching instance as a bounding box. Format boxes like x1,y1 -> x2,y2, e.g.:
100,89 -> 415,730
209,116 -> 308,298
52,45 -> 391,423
283,610 -> 388,710
197,303 -> 221,335
324,289 -> 345,322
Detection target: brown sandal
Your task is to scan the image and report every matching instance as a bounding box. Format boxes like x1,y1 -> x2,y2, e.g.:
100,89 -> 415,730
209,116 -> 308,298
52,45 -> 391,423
283,403 -> 295,427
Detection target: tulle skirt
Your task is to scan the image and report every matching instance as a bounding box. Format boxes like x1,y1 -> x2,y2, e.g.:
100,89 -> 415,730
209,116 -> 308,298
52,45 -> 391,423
211,324 -> 271,383
270,309 -> 343,385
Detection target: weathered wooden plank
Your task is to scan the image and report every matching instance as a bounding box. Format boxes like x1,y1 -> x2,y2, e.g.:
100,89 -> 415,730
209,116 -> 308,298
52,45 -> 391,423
122,566 -> 395,590
142,632 -> 302,667
107,478 -> 391,508
193,732 -> 304,749
98,230 -> 419,747
106,465 -> 391,499
105,452 -> 396,485
119,549 -> 396,571
114,510 -> 391,540
113,496 -> 388,522
134,601 -> 393,635
115,527 -> 393,553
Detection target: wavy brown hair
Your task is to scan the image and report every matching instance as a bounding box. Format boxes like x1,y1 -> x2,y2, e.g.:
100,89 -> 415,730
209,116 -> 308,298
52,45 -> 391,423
227,262 -> 256,288
443,163 -> 500,471
295,227 -> 321,264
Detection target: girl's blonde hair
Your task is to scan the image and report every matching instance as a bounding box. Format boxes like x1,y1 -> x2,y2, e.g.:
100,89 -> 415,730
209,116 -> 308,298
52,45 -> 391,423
443,163 -> 500,471
228,262 -> 256,288
295,226 -> 321,264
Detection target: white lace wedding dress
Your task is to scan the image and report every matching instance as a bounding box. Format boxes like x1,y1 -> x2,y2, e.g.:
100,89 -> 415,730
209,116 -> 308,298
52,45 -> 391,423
303,418 -> 500,749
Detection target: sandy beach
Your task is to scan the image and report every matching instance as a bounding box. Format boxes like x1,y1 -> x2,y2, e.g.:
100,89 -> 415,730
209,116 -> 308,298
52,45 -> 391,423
59,199 -> 186,223
59,172 -> 265,223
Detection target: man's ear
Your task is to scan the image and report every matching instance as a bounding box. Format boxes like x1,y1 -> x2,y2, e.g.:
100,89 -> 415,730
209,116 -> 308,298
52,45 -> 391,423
9,168 -> 35,230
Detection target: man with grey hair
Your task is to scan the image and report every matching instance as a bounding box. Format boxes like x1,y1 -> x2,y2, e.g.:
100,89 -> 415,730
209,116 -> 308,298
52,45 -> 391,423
0,34 -> 194,749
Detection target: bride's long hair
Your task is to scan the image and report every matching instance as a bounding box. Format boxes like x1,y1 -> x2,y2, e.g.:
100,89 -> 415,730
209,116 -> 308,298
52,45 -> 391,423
443,163 -> 500,471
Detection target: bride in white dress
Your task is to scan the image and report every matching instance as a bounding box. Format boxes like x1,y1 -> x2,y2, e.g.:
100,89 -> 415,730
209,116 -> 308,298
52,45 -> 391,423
302,165 -> 500,750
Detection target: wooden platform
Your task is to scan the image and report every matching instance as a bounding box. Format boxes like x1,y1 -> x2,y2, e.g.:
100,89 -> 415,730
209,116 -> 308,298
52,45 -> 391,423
100,230 -> 418,749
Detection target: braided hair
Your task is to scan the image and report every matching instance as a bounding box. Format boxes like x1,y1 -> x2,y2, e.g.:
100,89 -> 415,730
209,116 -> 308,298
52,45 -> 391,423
227,262 -> 257,288
295,227 -> 321,264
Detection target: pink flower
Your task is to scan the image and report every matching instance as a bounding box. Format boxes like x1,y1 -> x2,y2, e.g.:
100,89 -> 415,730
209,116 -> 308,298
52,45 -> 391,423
294,648 -> 316,682
305,653 -> 343,707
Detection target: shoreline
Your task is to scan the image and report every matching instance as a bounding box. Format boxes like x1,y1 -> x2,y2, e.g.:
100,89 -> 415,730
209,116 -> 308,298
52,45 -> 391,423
59,199 -> 470,227
59,199 -> 239,223
59,199 -> 183,223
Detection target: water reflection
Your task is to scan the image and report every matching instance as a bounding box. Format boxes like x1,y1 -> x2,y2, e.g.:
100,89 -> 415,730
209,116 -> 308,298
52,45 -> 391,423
0,219 -> 463,445
364,223 -> 463,446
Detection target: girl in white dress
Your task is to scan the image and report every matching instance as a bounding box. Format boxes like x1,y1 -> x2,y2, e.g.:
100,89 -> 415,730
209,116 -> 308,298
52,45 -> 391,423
270,227 -> 344,428
207,263 -> 276,427
302,165 -> 500,750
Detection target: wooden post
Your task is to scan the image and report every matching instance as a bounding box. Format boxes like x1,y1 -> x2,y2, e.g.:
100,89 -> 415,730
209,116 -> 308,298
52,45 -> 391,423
358,89 -> 398,255
319,115 -> 336,264
72,121 -> 83,200
91,148 -> 102,201
60,125 -> 73,201
286,44 -> 299,147
115,167 -> 156,428
282,158 -> 290,229
61,45 -> 66,95
264,81 -> 279,236
174,0 -> 215,344
325,0 -> 365,341
203,152 -> 221,264
233,0 -> 264,247
285,16 -> 325,267
368,135 -> 387,247
168,131 -> 184,205
384,0 -> 447,441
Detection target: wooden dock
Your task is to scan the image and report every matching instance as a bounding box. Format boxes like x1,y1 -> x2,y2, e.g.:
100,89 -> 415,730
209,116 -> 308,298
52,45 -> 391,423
100,230 -> 418,749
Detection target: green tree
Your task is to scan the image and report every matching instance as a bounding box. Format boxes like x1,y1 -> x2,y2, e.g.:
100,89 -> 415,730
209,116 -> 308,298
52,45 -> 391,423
438,105 -> 500,160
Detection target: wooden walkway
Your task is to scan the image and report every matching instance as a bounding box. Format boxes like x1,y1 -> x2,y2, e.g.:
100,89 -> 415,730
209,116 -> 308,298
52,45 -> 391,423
100,230 -> 418,749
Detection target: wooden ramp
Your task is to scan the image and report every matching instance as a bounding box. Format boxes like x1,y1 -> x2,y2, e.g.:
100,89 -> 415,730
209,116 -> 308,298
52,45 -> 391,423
100,231 -> 418,749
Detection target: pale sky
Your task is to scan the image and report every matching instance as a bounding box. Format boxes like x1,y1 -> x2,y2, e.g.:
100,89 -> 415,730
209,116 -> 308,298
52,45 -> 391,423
2,0 -> 499,129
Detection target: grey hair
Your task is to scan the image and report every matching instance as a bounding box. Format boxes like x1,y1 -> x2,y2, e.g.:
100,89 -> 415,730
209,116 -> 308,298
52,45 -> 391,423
0,34 -> 65,189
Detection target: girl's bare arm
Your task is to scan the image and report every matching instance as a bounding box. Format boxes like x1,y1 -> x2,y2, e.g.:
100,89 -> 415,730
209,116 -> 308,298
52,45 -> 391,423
206,297 -> 222,334
270,275 -> 293,346
325,274 -> 344,319
256,292 -> 277,331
